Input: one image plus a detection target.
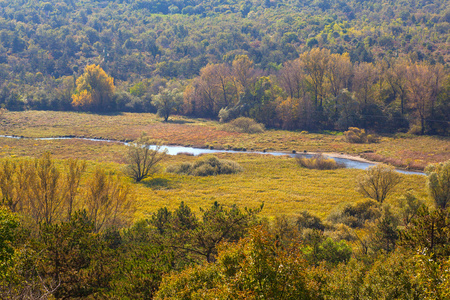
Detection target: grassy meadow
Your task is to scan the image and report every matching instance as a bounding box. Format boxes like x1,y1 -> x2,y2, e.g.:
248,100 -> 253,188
0,110 -> 442,220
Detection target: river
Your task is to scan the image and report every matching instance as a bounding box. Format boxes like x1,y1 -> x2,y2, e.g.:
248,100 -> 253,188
0,135 -> 424,175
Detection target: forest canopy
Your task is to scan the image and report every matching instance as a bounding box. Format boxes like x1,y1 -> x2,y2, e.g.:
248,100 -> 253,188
0,0 -> 449,134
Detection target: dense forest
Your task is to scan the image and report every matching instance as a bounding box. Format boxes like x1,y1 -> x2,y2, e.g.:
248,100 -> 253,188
0,0 -> 449,134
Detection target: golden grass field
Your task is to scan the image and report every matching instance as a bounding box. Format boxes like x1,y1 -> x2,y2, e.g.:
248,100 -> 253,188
0,111 -> 442,219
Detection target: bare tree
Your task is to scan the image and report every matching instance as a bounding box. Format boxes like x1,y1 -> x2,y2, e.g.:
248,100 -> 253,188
64,159 -> 86,220
406,62 -> 444,134
85,167 -> 134,232
28,152 -> 64,225
125,136 -> 167,182
356,164 -> 401,203
0,154 -> 85,225
0,158 -> 33,213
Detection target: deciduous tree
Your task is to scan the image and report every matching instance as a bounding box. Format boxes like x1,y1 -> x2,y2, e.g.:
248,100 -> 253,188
356,164 -> 401,203
125,136 -> 167,182
425,160 -> 450,209
152,88 -> 183,122
72,64 -> 115,111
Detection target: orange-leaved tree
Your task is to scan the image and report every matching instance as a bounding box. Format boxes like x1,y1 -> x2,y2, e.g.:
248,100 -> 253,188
72,64 -> 115,111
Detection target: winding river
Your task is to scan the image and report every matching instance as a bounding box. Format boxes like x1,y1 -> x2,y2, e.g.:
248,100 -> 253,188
0,135 -> 424,175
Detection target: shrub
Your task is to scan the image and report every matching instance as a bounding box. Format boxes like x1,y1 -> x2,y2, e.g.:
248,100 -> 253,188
327,199 -> 382,228
222,117 -> 265,134
166,156 -> 243,176
296,211 -> 325,231
344,127 -> 379,143
296,154 -> 345,170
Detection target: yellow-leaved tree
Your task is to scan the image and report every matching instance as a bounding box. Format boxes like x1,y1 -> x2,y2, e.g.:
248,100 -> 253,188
72,64 -> 115,111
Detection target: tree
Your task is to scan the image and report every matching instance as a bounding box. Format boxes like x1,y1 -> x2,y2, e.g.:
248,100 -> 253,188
28,152 -> 64,225
425,160 -> 450,209
356,164 -> 401,203
125,135 -> 167,182
72,64 -> 115,112
150,202 -> 262,264
152,88 -> 183,121
155,226 -> 315,299
399,205 -> 450,259
278,59 -> 306,99
352,61 -> 377,106
37,211 -> 115,299
0,208 -> 18,273
232,55 -> 255,93
299,48 -> 330,109
406,63 -> 444,134
64,159 -> 86,221
84,167 -> 134,232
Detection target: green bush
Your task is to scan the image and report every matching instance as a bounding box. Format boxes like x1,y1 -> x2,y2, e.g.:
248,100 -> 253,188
166,156 -> 243,176
327,199 -> 382,228
296,211 -> 325,231
296,154 -> 345,170
222,117 -> 265,134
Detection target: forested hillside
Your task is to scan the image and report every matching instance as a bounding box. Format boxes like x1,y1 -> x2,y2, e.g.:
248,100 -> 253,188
0,0 -> 449,134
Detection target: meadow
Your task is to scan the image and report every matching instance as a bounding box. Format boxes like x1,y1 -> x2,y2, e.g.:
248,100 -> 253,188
0,111 -> 436,220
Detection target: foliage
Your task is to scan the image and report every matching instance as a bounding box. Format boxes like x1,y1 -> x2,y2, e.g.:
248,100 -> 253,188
150,201 -> 262,264
125,136 -> 167,182
166,156 -> 243,176
296,211 -> 325,231
0,153 -> 133,230
37,211 -> 115,299
221,117 -> 265,134
314,237 -> 352,265
425,160 -> 450,209
344,127 -> 380,143
356,164 -> 402,203
84,167 -> 134,232
72,64 -> 115,112
0,208 -> 18,273
328,199 -> 382,228
155,226 -> 316,299
399,205 -> 450,260
152,88 -> 183,121
296,153 -> 345,170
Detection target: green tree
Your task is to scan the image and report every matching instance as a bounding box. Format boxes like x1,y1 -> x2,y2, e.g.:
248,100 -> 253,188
156,226 -> 316,299
399,206 -> 450,259
425,160 -> 450,209
37,211 -> 115,299
0,208 -> 18,273
152,88 -> 183,121
150,202 -> 262,264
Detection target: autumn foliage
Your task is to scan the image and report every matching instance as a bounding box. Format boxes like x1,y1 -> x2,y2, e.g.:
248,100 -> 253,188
72,64 -> 115,111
